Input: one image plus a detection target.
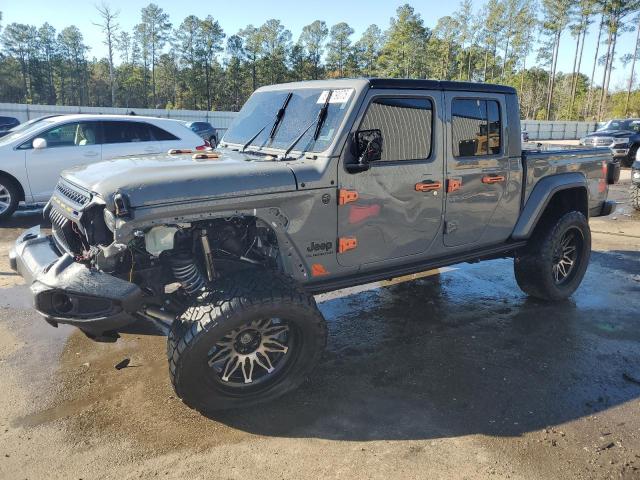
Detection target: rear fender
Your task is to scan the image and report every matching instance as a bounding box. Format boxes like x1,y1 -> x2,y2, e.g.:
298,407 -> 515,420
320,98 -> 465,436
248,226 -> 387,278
511,173 -> 588,240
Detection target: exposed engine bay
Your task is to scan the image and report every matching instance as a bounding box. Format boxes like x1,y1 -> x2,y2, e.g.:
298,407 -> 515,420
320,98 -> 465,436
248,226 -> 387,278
54,201 -> 280,305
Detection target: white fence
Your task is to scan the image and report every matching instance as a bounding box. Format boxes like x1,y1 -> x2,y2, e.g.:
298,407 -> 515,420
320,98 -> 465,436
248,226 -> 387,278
520,120 -> 599,140
0,103 -> 600,141
0,103 -> 238,135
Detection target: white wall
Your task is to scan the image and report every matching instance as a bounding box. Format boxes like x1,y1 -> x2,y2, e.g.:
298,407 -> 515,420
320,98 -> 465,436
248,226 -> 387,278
0,103 -> 238,136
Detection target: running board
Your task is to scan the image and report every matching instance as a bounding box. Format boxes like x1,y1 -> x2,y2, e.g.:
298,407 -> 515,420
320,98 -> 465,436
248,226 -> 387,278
306,241 -> 527,294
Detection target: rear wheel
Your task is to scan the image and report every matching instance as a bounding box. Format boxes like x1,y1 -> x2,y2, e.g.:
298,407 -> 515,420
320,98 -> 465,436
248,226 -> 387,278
168,270 -> 327,412
0,177 -> 19,221
514,211 -> 591,301
631,184 -> 640,211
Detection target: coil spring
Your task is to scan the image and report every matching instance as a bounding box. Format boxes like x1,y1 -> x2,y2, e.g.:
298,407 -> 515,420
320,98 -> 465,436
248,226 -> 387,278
169,254 -> 206,296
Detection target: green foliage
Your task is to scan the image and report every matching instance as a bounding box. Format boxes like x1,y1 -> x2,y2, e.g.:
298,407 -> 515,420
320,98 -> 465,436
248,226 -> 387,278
2,1 -> 640,119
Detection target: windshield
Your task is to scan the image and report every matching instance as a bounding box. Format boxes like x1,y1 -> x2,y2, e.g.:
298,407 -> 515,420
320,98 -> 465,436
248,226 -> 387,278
598,119 -> 640,132
0,118 -> 58,146
223,87 -> 355,154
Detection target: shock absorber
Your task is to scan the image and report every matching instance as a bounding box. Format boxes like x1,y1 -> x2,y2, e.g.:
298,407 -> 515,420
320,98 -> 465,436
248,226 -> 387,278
169,253 -> 206,296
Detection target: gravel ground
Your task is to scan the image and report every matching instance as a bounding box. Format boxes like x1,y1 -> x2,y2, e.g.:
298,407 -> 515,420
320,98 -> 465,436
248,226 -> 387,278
0,172 -> 638,480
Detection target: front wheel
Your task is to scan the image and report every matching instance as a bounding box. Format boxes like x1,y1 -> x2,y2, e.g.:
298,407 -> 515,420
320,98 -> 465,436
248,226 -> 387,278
0,177 -> 19,221
514,211 -> 591,301
631,184 -> 640,211
167,270 -> 327,412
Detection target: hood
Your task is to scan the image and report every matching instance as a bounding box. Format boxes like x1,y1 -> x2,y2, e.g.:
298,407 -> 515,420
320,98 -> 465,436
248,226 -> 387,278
62,149 -> 298,208
585,129 -> 635,138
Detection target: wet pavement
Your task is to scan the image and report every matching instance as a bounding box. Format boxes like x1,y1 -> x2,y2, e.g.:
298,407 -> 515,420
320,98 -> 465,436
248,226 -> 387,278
0,176 -> 639,479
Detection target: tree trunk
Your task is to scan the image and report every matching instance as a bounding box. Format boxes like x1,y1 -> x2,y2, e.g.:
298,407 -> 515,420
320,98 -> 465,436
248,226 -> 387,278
567,25 -> 581,119
600,20 -> 618,121
585,14 -> 605,119
625,18 -> 640,116
546,31 -> 560,120
598,21 -> 614,120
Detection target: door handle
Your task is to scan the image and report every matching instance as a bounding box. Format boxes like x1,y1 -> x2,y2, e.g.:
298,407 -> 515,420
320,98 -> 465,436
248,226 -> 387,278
415,181 -> 442,192
83,151 -> 99,157
144,147 -> 158,153
481,175 -> 505,184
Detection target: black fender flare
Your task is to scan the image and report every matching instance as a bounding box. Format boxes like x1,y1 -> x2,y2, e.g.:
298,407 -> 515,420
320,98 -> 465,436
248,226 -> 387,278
511,172 -> 588,240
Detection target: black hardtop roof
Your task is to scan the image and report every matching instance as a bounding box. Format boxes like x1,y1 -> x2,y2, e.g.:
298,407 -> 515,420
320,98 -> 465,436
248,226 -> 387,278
367,78 -> 517,95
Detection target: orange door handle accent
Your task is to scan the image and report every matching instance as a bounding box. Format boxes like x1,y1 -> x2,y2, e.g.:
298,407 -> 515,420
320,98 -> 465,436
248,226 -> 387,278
415,181 -> 442,192
482,175 -> 505,184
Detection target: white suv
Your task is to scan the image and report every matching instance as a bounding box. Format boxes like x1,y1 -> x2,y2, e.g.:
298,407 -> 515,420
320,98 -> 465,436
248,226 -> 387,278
0,114 -> 209,219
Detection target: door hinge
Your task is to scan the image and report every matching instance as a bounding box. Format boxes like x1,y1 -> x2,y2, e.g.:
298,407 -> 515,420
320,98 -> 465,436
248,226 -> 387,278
338,237 -> 358,253
444,221 -> 458,234
338,189 -> 359,205
447,178 -> 462,193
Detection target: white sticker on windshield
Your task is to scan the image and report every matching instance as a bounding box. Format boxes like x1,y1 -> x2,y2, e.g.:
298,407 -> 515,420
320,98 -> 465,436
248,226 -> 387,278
317,89 -> 353,104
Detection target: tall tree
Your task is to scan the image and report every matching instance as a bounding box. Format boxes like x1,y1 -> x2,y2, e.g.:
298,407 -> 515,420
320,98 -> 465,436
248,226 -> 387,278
239,25 -> 262,91
258,19 -> 291,85
355,25 -> 383,77
299,20 -> 328,80
598,0 -> 640,120
140,3 -> 171,107
567,0 -> 596,118
378,4 -> 429,78
624,14 -> 640,114
540,0 -> 573,119
1,23 -> 35,101
199,16 -> 225,110
326,22 -> 354,77
38,23 -> 58,104
94,3 -> 119,106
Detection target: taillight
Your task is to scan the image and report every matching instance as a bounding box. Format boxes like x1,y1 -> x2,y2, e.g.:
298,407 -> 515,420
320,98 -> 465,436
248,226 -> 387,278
599,160 -> 607,192
195,139 -> 212,151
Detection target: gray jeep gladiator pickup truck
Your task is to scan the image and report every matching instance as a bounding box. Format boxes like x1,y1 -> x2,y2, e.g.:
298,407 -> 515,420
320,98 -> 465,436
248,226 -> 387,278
10,79 -> 618,412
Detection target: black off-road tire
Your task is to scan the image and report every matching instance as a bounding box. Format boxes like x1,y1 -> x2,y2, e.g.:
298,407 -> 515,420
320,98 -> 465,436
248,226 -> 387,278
514,211 -> 591,301
631,184 -> 640,211
0,176 -> 20,221
622,146 -> 637,168
167,269 -> 327,412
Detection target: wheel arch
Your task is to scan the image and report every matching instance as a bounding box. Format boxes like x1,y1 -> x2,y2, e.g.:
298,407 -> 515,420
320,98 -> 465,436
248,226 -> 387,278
0,170 -> 25,202
512,173 -> 588,241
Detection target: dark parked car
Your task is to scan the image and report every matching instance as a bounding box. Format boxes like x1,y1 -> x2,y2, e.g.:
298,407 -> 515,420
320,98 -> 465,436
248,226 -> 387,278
0,116 -> 20,137
184,121 -> 218,146
580,118 -> 640,167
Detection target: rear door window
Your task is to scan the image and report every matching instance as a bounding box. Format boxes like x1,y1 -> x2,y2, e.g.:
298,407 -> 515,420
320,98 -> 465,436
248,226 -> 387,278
149,124 -> 179,141
451,99 -> 502,157
103,121 -> 154,143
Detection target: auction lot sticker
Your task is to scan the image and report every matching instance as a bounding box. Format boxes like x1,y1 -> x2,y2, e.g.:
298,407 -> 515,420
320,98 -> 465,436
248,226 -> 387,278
317,89 -> 353,104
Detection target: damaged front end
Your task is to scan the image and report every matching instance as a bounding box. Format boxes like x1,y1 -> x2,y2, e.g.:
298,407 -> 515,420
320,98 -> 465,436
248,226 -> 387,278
11,179 -> 168,341
11,178 -> 283,342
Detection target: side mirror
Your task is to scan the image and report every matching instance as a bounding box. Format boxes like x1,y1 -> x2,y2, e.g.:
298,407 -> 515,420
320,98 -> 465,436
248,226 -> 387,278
32,138 -> 47,150
346,129 -> 383,173
356,129 -> 383,163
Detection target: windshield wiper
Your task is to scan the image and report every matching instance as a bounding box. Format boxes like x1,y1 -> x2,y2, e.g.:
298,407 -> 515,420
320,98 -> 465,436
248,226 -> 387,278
270,92 -> 293,139
280,90 -> 332,160
241,92 -> 293,152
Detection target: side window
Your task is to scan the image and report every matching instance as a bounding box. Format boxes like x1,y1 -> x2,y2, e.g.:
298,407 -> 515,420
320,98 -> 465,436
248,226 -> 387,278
359,97 -> 433,161
149,124 -> 179,141
451,98 -> 502,157
33,122 -> 99,148
103,121 -> 153,143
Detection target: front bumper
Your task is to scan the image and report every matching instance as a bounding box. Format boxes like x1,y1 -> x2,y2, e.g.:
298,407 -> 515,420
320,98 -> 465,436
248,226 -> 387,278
10,226 -> 144,340
611,146 -> 630,158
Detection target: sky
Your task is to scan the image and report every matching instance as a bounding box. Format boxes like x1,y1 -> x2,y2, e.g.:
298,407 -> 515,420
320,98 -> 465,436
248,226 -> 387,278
1,0 -> 638,89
